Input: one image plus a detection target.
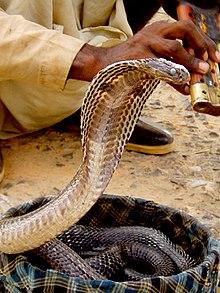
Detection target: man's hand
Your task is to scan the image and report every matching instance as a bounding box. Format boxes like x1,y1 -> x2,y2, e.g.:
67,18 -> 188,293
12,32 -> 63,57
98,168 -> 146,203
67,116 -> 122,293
69,20 -> 220,94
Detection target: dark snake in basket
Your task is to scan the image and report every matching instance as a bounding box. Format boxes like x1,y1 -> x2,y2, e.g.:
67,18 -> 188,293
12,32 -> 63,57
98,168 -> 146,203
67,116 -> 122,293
35,222 -> 196,280
0,58 -> 194,280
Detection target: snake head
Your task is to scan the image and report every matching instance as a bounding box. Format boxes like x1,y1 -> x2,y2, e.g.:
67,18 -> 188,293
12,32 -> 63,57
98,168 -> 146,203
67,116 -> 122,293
141,58 -> 190,85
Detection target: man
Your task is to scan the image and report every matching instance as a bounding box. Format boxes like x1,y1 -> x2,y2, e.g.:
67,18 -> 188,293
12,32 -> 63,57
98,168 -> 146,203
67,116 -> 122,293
0,0 -> 219,182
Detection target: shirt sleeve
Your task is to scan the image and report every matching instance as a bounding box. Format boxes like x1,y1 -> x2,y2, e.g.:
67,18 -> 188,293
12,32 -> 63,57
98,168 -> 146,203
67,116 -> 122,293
0,9 -> 86,90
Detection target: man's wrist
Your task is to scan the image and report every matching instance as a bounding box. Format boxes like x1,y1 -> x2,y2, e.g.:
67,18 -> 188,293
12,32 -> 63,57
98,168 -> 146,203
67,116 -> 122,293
68,44 -> 107,82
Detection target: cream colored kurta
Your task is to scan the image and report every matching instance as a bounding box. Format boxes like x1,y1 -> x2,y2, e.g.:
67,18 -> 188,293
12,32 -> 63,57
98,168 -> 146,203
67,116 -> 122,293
0,0 -> 133,139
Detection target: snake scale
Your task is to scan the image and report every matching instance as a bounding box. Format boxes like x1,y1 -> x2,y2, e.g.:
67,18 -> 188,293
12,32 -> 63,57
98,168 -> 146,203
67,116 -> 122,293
0,58 -> 192,280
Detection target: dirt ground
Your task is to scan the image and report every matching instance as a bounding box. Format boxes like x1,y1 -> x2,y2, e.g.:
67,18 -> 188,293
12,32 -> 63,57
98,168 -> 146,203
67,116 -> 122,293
0,9 -> 219,287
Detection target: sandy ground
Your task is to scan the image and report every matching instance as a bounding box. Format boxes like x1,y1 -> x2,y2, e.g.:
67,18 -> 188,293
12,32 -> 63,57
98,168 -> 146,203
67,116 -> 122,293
0,9 -> 219,289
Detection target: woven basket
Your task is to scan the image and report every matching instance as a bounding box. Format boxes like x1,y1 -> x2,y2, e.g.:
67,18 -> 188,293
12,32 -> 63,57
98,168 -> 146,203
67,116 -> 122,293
0,194 -> 219,292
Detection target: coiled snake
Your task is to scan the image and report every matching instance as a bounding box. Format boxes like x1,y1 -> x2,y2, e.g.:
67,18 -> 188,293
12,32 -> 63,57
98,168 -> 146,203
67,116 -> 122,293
0,58 -> 191,280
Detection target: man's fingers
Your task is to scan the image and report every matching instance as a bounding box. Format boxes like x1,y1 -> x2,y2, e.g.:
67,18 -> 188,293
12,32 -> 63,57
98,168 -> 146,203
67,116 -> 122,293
153,38 -> 210,74
200,31 -> 220,62
160,20 -> 220,63
164,20 -> 207,53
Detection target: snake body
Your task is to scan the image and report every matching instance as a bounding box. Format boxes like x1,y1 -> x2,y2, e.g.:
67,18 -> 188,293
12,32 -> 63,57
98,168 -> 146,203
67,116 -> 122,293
31,224 -> 195,281
0,59 -> 190,276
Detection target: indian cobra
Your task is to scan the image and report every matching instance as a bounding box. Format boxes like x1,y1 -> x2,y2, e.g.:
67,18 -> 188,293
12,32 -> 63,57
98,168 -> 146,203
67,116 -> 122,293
0,58 -> 190,279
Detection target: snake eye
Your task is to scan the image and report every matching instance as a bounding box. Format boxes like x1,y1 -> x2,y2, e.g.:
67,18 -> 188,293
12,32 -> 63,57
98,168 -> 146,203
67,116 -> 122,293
170,68 -> 177,76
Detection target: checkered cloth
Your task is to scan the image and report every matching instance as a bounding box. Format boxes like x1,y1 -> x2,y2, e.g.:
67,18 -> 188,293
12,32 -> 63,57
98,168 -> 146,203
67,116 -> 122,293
0,194 -> 219,292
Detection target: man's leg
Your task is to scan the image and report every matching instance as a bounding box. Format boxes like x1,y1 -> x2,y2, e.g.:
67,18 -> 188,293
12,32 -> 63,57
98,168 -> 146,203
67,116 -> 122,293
0,79 -> 88,183
123,0 -> 161,33
123,0 -> 174,155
